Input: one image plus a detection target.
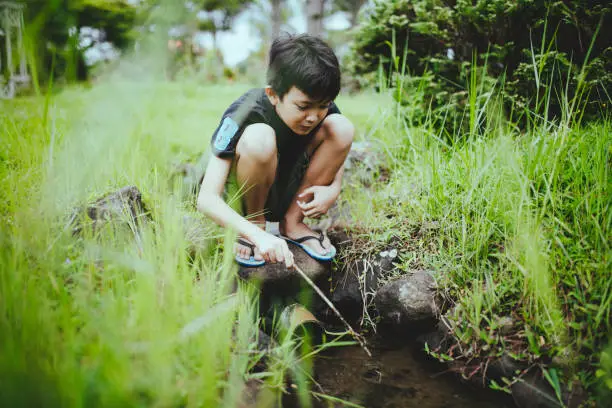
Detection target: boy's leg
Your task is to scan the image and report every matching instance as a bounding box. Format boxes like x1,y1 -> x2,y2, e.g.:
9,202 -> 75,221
280,114 -> 354,255
234,123 -> 278,260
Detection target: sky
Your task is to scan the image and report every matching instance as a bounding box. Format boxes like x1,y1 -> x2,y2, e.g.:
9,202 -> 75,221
197,0 -> 351,66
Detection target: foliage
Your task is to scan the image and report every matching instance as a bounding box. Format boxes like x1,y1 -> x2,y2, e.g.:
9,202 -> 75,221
21,0 -> 138,83
340,71 -> 611,403
2,81 -> 358,407
348,0 -> 612,128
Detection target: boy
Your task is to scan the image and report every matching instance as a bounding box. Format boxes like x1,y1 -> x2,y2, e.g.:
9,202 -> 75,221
197,34 -> 354,269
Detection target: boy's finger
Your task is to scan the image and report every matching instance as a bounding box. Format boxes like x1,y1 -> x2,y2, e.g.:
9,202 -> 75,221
298,186 -> 315,197
304,207 -> 319,217
275,247 -> 284,264
284,251 -> 294,269
300,201 -> 317,211
281,243 -> 294,269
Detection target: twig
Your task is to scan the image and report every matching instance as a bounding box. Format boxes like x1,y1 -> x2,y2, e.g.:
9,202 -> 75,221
293,264 -> 372,357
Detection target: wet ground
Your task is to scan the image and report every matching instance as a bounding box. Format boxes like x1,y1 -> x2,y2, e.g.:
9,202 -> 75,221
312,339 -> 514,408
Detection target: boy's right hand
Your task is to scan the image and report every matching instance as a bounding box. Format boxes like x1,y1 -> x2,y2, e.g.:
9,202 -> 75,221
253,232 -> 294,269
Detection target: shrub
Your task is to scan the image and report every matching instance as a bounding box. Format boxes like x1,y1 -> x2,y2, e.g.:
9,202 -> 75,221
349,0 -> 612,128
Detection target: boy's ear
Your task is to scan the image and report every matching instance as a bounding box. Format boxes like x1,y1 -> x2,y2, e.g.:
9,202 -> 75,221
265,86 -> 279,106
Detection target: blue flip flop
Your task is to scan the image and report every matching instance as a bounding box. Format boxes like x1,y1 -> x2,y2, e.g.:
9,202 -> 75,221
235,238 -> 265,267
282,232 -> 336,262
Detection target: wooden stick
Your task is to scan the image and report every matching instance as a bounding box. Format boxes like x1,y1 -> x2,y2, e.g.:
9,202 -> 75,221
293,263 -> 372,357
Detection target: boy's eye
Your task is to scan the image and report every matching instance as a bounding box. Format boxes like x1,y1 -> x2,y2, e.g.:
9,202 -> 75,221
296,105 -> 308,111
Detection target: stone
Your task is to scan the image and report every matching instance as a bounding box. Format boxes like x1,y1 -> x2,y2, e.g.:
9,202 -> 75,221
238,243 -> 332,314
343,141 -> 389,187
318,230 -> 399,325
237,244 -> 330,284
374,270 -> 438,326
70,185 -> 150,234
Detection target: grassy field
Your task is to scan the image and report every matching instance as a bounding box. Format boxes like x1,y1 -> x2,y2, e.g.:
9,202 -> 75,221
0,81 -> 388,407
1,77 -> 610,406
339,85 -> 611,403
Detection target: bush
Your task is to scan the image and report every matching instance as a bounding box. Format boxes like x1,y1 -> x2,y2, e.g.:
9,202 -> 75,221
349,0 -> 612,129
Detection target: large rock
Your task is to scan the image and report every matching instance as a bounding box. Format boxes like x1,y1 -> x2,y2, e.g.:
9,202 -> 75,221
374,270 -> 438,326
317,230 -> 398,325
238,243 -> 332,314
70,185 -> 150,234
237,244 -> 330,284
343,141 -> 389,187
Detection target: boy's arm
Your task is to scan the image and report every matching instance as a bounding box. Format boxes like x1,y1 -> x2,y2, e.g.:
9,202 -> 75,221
329,165 -> 344,193
196,155 -> 294,267
196,155 -> 264,242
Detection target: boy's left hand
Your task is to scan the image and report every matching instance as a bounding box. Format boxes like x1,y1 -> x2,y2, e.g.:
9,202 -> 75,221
297,185 -> 340,219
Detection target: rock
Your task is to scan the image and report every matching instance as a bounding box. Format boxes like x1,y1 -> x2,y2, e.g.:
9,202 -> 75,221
510,370 -> 558,408
343,141 -> 389,187
319,230 -> 399,325
238,243 -> 332,314
238,244 -> 330,284
415,319 -> 453,351
70,185 -> 150,234
374,270 -> 438,327
169,153 -> 208,198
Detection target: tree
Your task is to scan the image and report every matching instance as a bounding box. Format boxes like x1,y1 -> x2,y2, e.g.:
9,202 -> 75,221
194,0 -> 252,63
349,0 -> 612,122
270,0 -> 284,40
21,0 -> 137,83
333,0 -> 366,28
305,0 -> 326,37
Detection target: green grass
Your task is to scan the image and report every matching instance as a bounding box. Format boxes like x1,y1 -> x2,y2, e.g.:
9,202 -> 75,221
340,73 -> 611,403
0,81 -> 378,407
1,67 -> 610,405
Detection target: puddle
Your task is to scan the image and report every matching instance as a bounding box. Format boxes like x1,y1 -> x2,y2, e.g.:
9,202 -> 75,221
312,339 -> 514,408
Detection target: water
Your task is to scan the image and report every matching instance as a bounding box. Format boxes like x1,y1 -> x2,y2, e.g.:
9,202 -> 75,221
313,339 -> 514,408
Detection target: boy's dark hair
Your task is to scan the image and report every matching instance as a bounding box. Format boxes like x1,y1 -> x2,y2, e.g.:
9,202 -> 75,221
267,34 -> 341,102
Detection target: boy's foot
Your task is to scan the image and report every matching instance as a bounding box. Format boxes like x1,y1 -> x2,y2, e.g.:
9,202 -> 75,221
234,238 -> 265,267
279,222 -> 336,261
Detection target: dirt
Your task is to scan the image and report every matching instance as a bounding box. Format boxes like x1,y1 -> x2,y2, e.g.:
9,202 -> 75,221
312,339 -> 514,408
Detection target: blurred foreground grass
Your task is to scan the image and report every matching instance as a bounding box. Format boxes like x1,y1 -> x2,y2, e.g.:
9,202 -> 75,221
0,81 -> 386,407
1,78 -> 610,405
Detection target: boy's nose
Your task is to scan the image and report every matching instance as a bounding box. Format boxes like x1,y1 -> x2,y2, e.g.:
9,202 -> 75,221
306,112 -> 318,123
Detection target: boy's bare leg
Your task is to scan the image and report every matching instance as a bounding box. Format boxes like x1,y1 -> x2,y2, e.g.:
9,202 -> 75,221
280,114 -> 354,255
234,124 -> 278,260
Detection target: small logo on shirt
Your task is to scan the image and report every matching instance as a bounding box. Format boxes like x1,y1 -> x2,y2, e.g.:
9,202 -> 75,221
214,117 -> 239,151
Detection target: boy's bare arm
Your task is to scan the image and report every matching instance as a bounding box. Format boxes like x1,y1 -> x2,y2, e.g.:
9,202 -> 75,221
196,155 -> 263,242
196,155 -> 294,267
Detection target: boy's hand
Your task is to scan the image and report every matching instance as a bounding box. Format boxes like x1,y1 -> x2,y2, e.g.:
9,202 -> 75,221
297,185 -> 340,219
253,231 -> 294,269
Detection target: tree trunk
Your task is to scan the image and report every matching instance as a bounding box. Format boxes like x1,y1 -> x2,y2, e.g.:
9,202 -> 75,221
271,0 -> 282,40
349,0 -> 364,28
305,0 -> 325,37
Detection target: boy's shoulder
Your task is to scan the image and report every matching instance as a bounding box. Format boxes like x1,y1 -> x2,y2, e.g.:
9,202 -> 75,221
210,88 -> 273,158
224,88 -> 270,124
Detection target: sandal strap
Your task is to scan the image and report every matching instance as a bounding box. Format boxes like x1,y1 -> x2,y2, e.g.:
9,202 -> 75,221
292,232 -> 327,250
237,238 -> 256,257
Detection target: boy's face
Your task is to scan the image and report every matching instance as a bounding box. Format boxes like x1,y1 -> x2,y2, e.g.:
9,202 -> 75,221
266,86 -> 331,135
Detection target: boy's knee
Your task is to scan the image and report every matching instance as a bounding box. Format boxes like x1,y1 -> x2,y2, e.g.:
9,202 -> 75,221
237,123 -> 277,162
325,114 -> 355,151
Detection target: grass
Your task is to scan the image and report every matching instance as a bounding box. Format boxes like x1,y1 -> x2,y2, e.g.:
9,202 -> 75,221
1,52 -> 610,406
0,79 -> 381,407
338,55 -> 611,404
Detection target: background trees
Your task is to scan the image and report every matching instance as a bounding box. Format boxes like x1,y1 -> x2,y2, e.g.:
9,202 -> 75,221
348,0 -> 612,125
22,0 -> 137,83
